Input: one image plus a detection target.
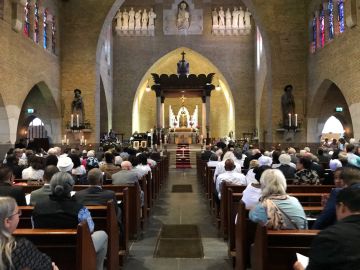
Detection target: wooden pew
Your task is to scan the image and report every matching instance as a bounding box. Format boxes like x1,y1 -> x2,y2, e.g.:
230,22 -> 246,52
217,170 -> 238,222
251,224 -> 319,270
13,221 -> 96,270
286,185 -> 334,193
18,201 -> 122,270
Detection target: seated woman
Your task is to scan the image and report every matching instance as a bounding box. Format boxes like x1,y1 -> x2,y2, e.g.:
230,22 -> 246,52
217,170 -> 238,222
21,155 -> 44,180
294,156 -> 320,185
32,172 -> 108,270
69,153 -> 87,184
0,196 -> 58,270
249,169 -> 308,229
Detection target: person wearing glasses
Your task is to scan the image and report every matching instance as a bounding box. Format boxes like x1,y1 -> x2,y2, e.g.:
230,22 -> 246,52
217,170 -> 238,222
0,196 -> 58,269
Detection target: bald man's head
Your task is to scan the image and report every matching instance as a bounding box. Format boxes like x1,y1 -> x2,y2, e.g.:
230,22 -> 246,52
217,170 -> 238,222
121,161 -> 132,170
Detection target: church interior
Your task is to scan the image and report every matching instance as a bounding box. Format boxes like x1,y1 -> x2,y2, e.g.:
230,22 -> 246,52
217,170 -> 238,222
1,0 -> 360,269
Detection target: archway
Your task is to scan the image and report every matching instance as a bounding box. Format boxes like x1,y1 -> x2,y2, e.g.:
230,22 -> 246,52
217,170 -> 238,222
307,79 -> 353,142
132,47 -> 236,139
100,77 -> 109,135
0,93 -> 11,154
17,82 -> 61,146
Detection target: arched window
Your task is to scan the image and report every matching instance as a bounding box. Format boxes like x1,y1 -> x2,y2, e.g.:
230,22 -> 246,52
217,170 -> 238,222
319,4 -> 325,48
312,14 -> 317,52
43,8 -> 48,49
24,0 -> 30,37
322,116 -> 344,137
51,15 -> 56,53
27,117 -> 47,141
328,0 -> 334,40
34,0 -> 39,43
338,0 -> 345,33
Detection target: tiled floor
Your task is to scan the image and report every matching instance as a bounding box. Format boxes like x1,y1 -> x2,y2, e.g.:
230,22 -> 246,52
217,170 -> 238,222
123,168 -> 232,270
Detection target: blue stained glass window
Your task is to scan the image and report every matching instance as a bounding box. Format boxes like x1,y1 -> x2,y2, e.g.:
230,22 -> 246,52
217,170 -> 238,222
338,0 -> 345,33
34,0 -> 39,43
24,0 -> 30,37
43,8 -> 48,49
51,15 -> 56,54
312,15 -> 317,51
328,0 -> 334,39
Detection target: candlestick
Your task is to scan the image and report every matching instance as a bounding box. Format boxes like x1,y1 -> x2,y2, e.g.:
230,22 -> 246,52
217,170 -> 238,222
295,114 -> 298,127
70,114 -> 74,128
288,113 -> 292,127
76,114 -> 79,127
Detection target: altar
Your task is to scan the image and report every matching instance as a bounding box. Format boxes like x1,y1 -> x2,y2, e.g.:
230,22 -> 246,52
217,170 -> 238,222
168,129 -> 198,144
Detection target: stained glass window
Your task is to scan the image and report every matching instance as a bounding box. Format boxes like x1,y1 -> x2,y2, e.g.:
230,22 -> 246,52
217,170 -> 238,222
312,14 -> 317,52
319,5 -> 325,47
328,0 -> 334,40
24,0 -> 30,37
34,0 -> 39,43
338,0 -> 345,33
43,8 -> 48,49
51,15 -> 56,53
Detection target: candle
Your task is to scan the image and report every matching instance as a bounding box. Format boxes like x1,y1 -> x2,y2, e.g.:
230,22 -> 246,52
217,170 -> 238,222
288,113 -> 291,127
84,139 -> 87,146
66,139 -> 69,145
70,114 -> 74,128
64,134 -> 66,142
76,114 -> 79,127
295,114 -> 298,127
61,139 -> 64,145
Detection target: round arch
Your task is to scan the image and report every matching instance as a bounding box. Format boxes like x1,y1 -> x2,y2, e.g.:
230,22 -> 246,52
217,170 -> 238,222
132,47 -> 236,138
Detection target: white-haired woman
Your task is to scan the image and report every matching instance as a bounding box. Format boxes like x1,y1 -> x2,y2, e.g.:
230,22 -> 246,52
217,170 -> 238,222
0,197 -> 58,269
249,169 -> 308,229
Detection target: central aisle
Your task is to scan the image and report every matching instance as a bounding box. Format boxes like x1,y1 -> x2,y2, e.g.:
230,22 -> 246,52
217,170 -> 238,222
123,168 -> 232,270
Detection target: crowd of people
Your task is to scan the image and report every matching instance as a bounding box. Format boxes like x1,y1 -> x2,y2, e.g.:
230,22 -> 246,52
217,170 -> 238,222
0,144 -> 159,269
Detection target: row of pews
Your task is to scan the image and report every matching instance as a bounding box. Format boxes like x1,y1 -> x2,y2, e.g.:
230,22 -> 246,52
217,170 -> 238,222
196,155 -> 334,270
12,155 -> 170,270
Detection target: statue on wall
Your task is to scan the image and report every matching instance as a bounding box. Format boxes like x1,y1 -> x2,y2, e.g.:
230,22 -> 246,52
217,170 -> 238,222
177,1 -> 190,31
238,6 -> 245,29
115,10 -> 122,30
232,7 -> 239,28
128,7 -> 135,30
244,7 -> 252,29
142,9 -> 148,30
225,8 -> 232,29
71,89 -> 84,125
148,8 -> 156,30
218,6 -> 225,28
135,9 -> 142,30
212,8 -> 218,28
281,84 -> 295,127
122,8 -> 129,30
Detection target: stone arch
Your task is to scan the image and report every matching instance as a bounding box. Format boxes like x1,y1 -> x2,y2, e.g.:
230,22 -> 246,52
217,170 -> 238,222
0,92 -> 11,154
17,81 -> 61,145
100,77 -> 109,135
132,47 -> 236,139
307,79 -> 353,142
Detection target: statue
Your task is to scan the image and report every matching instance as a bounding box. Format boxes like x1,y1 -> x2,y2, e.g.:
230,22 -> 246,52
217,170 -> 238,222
122,8 -> 129,30
238,6 -> 245,29
244,7 -> 252,29
135,9 -> 141,30
141,9 -> 148,30
71,89 -> 84,126
218,6 -> 225,28
177,1 -> 190,31
115,10 -> 122,30
148,8 -> 156,30
225,8 -> 232,29
128,7 -> 135,30
212,8 -> 218,27
232,7 -> 239,28
281,84 -> 295,127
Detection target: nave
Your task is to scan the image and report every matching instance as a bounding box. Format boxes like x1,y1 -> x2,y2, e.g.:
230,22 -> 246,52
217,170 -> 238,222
124,168 -> 232,270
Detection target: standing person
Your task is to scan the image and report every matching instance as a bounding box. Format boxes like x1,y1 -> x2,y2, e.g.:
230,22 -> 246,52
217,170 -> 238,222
0,197 -> 58,270
281,84 -> 295,127
294,186 -> 360,270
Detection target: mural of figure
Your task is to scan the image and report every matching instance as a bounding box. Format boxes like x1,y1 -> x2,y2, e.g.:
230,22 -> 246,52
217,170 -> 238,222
212,8 -> 218,27
244,7 -> 252,29
135,9 -> 141,30
71,89 -> 84,126
128,7 -> 135,30
177,1 -> 190,31
281,84 -> 296,127
148,8 -> 156,30
218,6 -> 225,27
225,8 -> 232,29
122,8 -> 129,30
238,6 -> 245,29
142,9 -> 148,30
115,10 -> 122,30
232,7 -> 239,28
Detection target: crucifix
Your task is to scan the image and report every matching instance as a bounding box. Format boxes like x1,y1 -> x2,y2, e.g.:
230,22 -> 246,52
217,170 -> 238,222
180,94 -> 187,105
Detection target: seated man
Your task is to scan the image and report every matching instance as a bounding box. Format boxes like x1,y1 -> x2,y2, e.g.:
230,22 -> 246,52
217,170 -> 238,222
30,165 -> 59,205
99,152 -> 121,179
215,159 -> 246,201
0,166 -> 26,206
294,186 -> 360,270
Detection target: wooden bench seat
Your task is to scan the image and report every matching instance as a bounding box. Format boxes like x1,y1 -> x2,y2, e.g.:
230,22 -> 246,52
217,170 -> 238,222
13,221 -> 96,270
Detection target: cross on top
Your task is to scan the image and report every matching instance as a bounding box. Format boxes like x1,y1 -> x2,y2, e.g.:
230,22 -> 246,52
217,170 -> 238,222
181,51 -> 186,61
180,94 -> 187,104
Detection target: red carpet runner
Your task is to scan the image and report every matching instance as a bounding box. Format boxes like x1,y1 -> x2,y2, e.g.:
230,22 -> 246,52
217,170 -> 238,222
176,144 -> 191,169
